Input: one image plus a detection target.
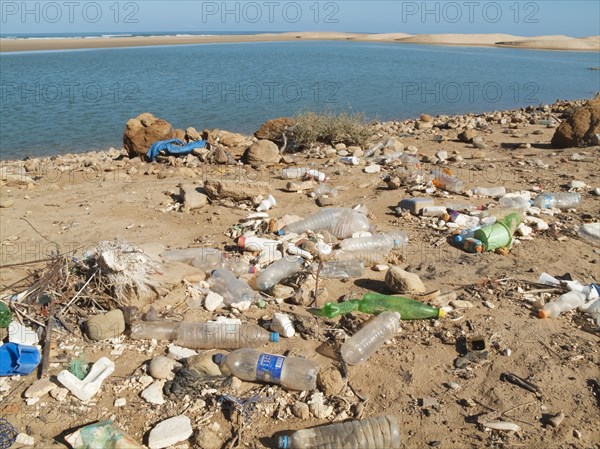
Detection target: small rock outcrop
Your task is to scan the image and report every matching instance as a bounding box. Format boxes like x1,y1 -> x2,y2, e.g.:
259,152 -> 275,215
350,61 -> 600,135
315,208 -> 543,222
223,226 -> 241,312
552,94 -> 600,148
123,113 -> 175,157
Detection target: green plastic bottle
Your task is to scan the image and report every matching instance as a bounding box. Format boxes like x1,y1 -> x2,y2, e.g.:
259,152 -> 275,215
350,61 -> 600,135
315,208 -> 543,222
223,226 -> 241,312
473,212 -> 521,251
0,301 -> 12,328
313,293 -> 445,320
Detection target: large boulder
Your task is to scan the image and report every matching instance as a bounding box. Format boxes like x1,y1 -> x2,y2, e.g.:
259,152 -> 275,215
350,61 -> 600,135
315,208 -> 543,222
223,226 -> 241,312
203,129 -> 253,160
244,140 -> 280,164
123,113 -> 175,157
254,117 -> 294,141
551,95 -> 600,148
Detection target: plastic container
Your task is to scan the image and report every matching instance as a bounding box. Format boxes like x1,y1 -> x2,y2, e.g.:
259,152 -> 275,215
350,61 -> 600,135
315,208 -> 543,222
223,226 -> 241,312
532,192 -> 581,209
318,260 -> 365,279
431,169 -> 464,193
0,301 -> 12,328
255,257 -> 304,291
210,269 -> 256,305
314,293 -> 445,320
282,168 -> 328,182
129,321 -> 278,348
340,156 -> 359,165
498,196 -> 531,210
473,213 -> 521,251
0,343 -> 41,376
213,349 -> 318,391
278,415 -> 401,449
341,311 -> 400,365
312,184 -> 337,198
279,208 -> 371,239
472,187 -> 506,197
257,195 -> 276,212
340,232 -> 408,252
539,290 -> 587,318
332,249 -> 391,267
364,141 -> 385,157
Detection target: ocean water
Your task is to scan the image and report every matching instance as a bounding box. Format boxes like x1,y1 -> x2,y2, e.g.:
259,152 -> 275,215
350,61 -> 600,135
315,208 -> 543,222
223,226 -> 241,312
1,41 -> 598,159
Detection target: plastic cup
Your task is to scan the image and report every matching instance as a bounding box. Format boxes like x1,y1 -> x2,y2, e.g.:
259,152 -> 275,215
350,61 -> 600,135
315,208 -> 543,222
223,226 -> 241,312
474,222 -> 512,251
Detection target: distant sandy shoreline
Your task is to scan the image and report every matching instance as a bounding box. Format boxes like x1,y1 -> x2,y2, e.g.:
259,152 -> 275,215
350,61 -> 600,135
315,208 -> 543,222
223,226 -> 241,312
2,32 -> 599,53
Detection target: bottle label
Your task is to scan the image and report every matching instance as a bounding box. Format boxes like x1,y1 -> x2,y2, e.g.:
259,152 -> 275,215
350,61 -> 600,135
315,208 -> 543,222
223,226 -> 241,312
256,353 -> 285,383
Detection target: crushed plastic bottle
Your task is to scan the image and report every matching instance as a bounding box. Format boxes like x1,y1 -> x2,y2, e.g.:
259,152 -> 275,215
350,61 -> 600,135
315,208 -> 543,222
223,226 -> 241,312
538,290 -> 587,318
313,293 -> 445,320
532,192 -> 581,209
130,321 -> 278,348
317,260 -> 365,279
431,169 -> 464,193
473,212 -> 521,251
210,269 -> 256,305
255,257 -> 304,291
341,311 -> 400,365
213,349 -> 318,391
279,208 -> 371,239
339,232 -> 408,252
278,415 -> 401,449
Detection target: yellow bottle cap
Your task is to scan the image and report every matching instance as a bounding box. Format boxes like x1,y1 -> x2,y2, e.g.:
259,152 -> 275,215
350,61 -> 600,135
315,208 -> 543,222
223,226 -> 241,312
438,308 -> 446,319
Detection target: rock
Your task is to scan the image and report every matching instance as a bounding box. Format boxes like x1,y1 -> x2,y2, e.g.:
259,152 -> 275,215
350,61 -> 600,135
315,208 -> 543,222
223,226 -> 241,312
148,415 -> 193,449
552,94 -> 600,148
15,434 -> 35,446
114,397 -> 127,407
25,379 -> 57,398
568,180 -> 586,190
204,291 -> 224,311
84,309 -> 125,341
270,313 -> 295,338
149,356 -> 178,380
547,412 -> 565,428
308,392 -> 334,419
138,242 -> 165,263
317,196 -> 334,207
385,267 -> 426,294
141,381 -> 166,405
292,402 -> 310,420
272,285 -> 295,299
204,129 -> 253,160
180,184 -> 209,211
230,377 -> 243,391
168,344 -> 197,360
213,147 -> 230,164
420,397 -> 439,408
186,127 -> 202,141
458,129 -> 477,143
364,165 -> 381,174
317,367 -> 345,395
450,299 -> 474,309
420,114 -> 433,122
472,137 -> 487,149
0,198 -> 14,208
398,197 -> 434,215
373,264 -> 389,272
123,113 -> 175,157
254,117 -> 294,141
435,150 -> 448,161
386,177 -> 401,190
186,351 -> 223,377
203,179 -> 272,201
405,145 -> 419,155
50,387 -> 69,402
245,139 -> 280,164
516,223 -> 532,237
194,427 -> 224,449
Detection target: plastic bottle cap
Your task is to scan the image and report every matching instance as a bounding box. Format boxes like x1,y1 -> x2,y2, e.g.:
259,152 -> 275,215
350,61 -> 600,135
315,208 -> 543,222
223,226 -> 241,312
277,229 -> 285,236
278,436 -> 289,449
237,236 -> 247,248
212,354 -> 225,365
438,308 -> 446,319
538,310 -> 548,319
249,266 -> 257,274
270,332 -> 280,342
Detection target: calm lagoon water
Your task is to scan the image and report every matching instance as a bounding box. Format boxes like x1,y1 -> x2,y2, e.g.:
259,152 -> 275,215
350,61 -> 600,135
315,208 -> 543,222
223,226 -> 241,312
1,41 -> 599,159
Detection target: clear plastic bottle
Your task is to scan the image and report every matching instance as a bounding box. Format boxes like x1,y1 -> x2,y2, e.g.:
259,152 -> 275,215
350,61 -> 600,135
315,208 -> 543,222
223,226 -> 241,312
339,232 -> 408,252
279,208 -> 371,239
312,184 -> 337,198
430,169 -> 464,193
472,187 -> 506,197
332,248 -> 390,267
282,168 -> 328,182
538,290 -> 587,318
317,260 -> 365,279
499,196 -> 531,210
278,415 -> 401,449
532,192 -> 581,209
213,349 -> 318,391
255,257 -> 304,291
130,321 -> 279,348
237,236 -> 280,253
341,311 -> 401,365
161,247 -> 221,265
210,269 -> 256,305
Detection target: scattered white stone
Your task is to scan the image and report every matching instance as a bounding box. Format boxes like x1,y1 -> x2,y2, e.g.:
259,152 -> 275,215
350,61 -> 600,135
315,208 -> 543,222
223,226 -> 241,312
8,321 -> 39,345
204,291 -> 224,311
308,392 -> 334,419
450,299 -> 474,309
148,415 -> 193,449
26,397 -> 39,406
114,397 -> 126,407
149,356 -> 178,380
168,344 -> 197,360
364,165 -> 381,174
231,300 -> 251,312
138,375 -> 154,388
373,264 -> 389,272
50,387 -> 68,402
57,357 -> 115,402
270,313 -> 295,338
15,433 -> 35,446
141,381 -> 166,405
516,223 -> 532,237
483,301 -> 495,309
568,180 -> 586,190
25,379 -> 57,398
524,216 -> 549,231
435,150 -> 448,161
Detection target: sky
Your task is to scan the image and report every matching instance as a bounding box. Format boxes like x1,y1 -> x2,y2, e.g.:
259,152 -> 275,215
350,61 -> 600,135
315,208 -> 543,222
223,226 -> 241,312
1,1 -> 599,37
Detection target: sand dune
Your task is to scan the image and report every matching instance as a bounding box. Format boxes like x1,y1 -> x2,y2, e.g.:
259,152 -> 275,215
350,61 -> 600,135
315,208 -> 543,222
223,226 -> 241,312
1,32 -> 598,53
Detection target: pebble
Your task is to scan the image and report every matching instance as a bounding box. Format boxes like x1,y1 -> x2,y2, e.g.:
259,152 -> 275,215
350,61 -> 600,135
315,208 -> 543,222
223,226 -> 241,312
204,291 -> 224,311
186,351 -> 223,377
364,165 -> 381,174
148,415 -> 193,449
435,150 -> 448,161
568,180 -> 585,190
547,411 -> 565,428
292,402 -> 311,420
194,427 -> 223,449
373,264 -> 389,272
450,299 -> 474,309
168,344 -> 197,360
84,309 -> 125,341
0,198 -> 14,208
317,367 -> 345,395
308,392 -> 334,419
148,356 -> 178,380
472,137 -> 487,149
594,187 -> 600,196
141,381 -> 166,405
114,398 -> 126,407
385,266 -> 426,294
50,387 -> 69,402
446,382 -> 461,390
573,430 -> 582,439
24,379 -> 57,398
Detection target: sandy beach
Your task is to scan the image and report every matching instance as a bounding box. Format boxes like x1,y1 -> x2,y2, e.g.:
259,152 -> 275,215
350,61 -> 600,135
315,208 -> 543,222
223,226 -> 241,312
2,31 -> 599,53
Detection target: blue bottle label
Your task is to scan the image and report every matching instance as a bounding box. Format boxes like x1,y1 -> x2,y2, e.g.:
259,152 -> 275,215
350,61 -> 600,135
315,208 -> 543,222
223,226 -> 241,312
256,353 -> 285,383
